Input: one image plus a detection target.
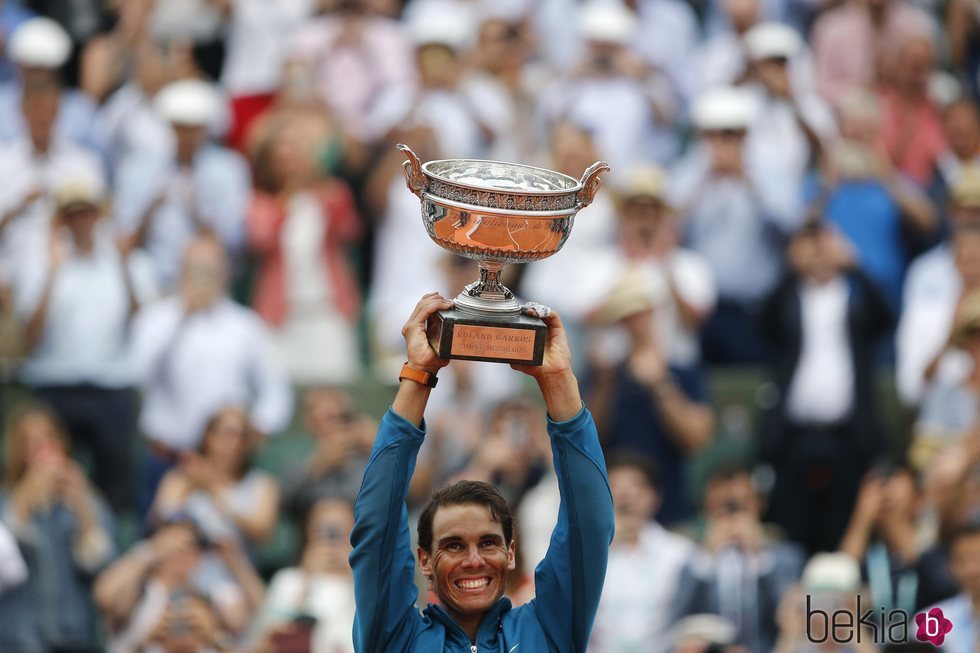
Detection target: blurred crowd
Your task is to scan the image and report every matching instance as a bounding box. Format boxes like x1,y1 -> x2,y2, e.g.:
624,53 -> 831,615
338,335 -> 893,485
0,0 -> 978,651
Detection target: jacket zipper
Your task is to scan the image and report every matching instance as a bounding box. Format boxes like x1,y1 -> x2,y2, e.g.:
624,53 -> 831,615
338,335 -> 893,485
471,647 -> 478,653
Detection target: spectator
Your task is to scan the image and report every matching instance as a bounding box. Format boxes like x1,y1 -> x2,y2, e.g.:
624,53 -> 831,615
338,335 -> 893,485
288,0 -> 415,145
131,234 -> 292,514
151,406 -> 280,547
449,398 -> 550,508
251,497 -> 357,653
877,33 -> 946,187
839,465 -> 959,612
538,1 -> 679,169
911,291 -> 980,465
11,174 -> 157,512
760,220 -> 893,554
743,23 -> 836,183
613,164 -> 716,372
931,520 -> 980,653
588,268 -> 714,525
247,116 -> 364,385
94,515 -> 262,653
368,9 -> 487,160
79,0 -> 157,104
628,0 -> 700,105
811,0 -> 934,106
521,121 -> 620,333
114,79 -> 250,289
219,0 -> 315,151
821,91 -> 937,309
674,463 -> 806,653
947,0 -> 980,100
148,0 -> 228,81
93,38 -> 186,174
0,403 -> 116,653
0,17 -> 98,147
932,99 -> 980,204
772,553 -> 876,653
671,86 -> 803,363
461,12 -> 545,164
590,452 -> 695,653
898,172 -> 980,409
0,72 -> 104,285
281,388 -> 374,521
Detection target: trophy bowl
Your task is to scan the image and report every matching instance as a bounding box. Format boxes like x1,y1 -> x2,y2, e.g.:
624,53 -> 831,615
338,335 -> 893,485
397,144 -> 609,365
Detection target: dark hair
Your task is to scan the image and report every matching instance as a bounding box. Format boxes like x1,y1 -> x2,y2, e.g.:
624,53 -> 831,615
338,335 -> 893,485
605,450 -> 661,492
705,460 -> 754,485
949,517 -> 980,548
417,481 -> 514,552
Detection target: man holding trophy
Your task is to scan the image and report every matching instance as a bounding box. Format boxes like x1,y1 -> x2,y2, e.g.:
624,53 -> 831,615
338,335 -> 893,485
349,148 -> 615,651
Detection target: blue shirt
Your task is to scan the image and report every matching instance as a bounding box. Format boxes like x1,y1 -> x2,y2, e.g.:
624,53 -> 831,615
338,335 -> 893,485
350,407 -> 615,652
825,181 -> 906,310
600,363 -> 707,526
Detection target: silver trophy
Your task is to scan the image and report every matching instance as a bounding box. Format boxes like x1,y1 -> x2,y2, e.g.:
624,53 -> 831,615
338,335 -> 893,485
398,144 -> 609,365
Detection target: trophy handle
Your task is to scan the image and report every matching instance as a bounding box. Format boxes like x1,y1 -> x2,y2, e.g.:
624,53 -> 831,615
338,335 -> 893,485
576,161 -> 610,208
397,143 -> 428,198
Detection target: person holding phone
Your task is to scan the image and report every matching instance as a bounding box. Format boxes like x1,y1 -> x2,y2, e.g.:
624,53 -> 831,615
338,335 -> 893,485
350,293 -> 614,652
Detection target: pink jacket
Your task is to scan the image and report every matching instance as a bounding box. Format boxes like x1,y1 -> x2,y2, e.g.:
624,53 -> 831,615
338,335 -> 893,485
247,182 -> 363,327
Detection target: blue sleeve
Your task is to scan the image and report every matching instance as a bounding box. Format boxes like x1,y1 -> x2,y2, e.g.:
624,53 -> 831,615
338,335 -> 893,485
350,409 -> 425,653
530,407 -> 615,652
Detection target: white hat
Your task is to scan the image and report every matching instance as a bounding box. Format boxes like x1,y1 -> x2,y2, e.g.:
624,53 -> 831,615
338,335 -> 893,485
8,17 -> 71,69
155,79 -> 221,127
578,1 -> 637,45
802,553 -> 862,594
54,169 -> 107,212
692,86 -> 757,131
408,7 -> 475,50
743,22 -> 802,61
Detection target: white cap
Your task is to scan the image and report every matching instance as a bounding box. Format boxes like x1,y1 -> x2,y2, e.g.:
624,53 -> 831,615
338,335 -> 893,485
155,79 -> 222,127
692,86 -> 757,131
408,7 -> 475,50
8,17 -> 71,69
578,1 -> 637,45
743,22 -> 802,61
802,553 -> 862,594
55,170 -> 108,212
478,0 -> 532,22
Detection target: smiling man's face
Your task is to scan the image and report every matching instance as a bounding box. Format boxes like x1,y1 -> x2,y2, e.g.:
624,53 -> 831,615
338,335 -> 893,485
418,503 -> 516,621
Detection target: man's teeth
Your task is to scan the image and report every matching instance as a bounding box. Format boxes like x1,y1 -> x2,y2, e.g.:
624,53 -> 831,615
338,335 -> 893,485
456,578 -> 490,590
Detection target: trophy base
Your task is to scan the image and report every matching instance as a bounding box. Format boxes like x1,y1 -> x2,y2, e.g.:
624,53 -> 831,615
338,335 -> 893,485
427,309 -> 546,365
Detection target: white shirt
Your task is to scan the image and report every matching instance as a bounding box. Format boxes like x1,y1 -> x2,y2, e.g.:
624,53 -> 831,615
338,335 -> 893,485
520,193 -> 621,322
696,31 -> 817,96
0,521 -> 26,596
221,0 -> 314,96
642,249 -> 717,367
634,0 -> 701,103
254,569 -> 356,653
539,74 -> 677,173
670,145 -> 803,303
746,85 -> 837,183
897,244 -> 959,405
368,86 -> 486,159
131,297 -> 292,449
113,145 -> 251,289
0,138 -> 105,282
94,83 -> 174,174
786,277 -> 855,423
590,523 -> 695,653
13,232 -> 158,387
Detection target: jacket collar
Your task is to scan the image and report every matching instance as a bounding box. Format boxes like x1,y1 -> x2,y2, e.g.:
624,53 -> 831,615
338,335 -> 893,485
424,597 -> 513,648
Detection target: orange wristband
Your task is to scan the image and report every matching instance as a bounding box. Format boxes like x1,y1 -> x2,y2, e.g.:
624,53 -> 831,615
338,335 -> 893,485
399,363 -> 439,388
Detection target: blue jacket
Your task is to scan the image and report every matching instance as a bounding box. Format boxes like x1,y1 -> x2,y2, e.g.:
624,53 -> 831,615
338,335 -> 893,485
351,406 -> 614,652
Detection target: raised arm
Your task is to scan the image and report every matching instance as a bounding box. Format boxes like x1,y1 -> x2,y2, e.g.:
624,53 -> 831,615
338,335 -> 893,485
513,308 -> 616,652
350,293 -> 452,653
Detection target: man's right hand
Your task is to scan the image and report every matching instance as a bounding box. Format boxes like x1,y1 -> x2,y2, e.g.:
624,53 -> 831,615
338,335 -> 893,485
401,292 -> 453,374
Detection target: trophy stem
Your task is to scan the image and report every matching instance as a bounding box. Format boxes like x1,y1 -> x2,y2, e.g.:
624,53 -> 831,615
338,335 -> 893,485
454,260 -> 521,316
